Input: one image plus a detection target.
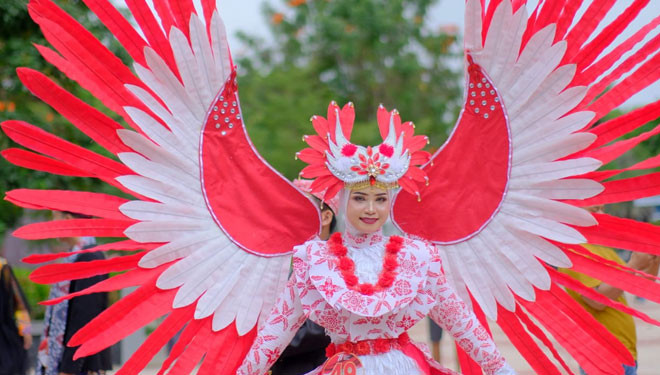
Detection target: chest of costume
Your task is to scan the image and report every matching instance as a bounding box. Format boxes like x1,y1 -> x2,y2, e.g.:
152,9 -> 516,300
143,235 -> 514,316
292,239 -> 440,341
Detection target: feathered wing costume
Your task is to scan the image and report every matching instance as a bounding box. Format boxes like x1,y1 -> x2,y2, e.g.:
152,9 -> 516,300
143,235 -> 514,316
3,0 -> 660,374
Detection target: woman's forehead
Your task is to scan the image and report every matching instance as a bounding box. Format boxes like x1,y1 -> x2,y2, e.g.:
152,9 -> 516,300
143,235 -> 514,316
350,186 -> 388,196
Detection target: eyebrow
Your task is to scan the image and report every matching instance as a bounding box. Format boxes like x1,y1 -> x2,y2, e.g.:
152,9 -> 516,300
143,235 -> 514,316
352,192 -> 388,197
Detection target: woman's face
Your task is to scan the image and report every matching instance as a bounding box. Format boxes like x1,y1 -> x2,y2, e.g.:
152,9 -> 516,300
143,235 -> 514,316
346,186 -> 390,234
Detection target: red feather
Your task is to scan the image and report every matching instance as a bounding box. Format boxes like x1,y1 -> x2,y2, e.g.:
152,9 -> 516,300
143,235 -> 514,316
1,148 -> 90,177
124,0 -> 179,77
30,252 -> 143,284
562,1 -> 616,65
42,264 -> 166,306
548,267 -> 660,326
72,283 -> 177,357
167,0 -> 196,37
496,305 -> 563,375
17,68 -> 131,155
569,172 -> 660,207
13,218 -> 133,240
563,246 -> 660,303
6,189 -> 130,220
158,318 -> 206,375
82,0 -> 148,66
576,213 -> 660,256
554,1 -> 583,42
23,240 -> 158,264
303,135 -> 329,153
513,301 -> 575,374
296,148 -> 325,164
118,303 -> 195,375
152,0 -> 176,37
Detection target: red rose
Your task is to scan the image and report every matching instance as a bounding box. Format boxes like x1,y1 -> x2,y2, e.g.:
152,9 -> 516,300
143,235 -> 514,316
385,242 -> 400,254
398,332 -> 410,346
359,283 -> 375,295
389,236 -> 403,246
330,233 -> 343,244
355,341 -> 370,355
373,339 -> 391,354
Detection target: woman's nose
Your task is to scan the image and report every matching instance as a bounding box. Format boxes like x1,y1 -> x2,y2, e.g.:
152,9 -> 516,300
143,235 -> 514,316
366,200 -> 375,213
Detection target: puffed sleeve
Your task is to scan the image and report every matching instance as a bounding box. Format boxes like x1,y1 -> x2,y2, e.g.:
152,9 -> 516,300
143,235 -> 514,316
428,251 -> 516,375
236,273 -> 308,375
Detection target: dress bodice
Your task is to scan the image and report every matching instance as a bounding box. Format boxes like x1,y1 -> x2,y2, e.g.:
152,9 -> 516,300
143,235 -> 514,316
292,236 -> 440,343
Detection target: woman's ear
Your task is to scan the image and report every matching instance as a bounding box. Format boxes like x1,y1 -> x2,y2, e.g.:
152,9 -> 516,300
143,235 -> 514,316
321,209 -> 334,227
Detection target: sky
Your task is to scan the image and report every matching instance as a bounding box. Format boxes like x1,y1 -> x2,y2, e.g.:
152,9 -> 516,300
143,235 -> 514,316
215,0 -> 660,109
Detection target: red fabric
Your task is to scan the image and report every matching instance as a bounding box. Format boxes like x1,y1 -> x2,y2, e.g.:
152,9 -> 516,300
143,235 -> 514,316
6,189 -> 130,220
561,1 -> 616,65
158,317 -> 206,375
30,252 -> 144,284
575,213 -> 660,256
118,304 -> 195,375
579,123 -> 660,166
17,68 -> 130,155
167,0 -> 196,37
562,245 -> 660,303
1,120 -> 137,196
455,296 -> 486,375
73,285 -> 177,358
585,100 -> 660,148
81,0 -> 148,66
567,172 -> 660,207
514,300 -> 574,374
393,59 -> 509,243
496,305 -> 563,375
200,78 -> 319,256
14,218 -> 133,240
1,148 -> 90,177
518,285 -> 632,374
548,266 -> 660,326
572,0 -> 650,73
199,325 -> 257,375
123,0 -> 179,77
23,240 -> 158,264
554,1 -> 583,41
152,0 -> 176,38
42,264 -> 166,306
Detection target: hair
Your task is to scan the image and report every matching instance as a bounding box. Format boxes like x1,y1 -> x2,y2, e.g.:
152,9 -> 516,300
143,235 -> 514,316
309,197 -> 337,233
61,211 -> 93,219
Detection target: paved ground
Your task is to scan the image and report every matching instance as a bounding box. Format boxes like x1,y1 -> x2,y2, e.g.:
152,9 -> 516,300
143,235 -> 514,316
116,294 -> 660,374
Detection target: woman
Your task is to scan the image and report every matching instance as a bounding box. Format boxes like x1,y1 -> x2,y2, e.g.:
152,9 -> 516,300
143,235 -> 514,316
237,185 -> 515,375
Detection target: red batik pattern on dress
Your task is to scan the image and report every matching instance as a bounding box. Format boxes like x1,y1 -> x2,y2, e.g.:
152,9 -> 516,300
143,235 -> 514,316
304,237 -> 431,317
428,264 -> 507,375
236,276 -> 307,375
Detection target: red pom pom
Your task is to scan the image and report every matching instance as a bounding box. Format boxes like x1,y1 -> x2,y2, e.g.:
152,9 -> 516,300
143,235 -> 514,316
373,339 -> 391,354
355,341 -> 370,355
379,144 -> 394,158
383,256 -> 398,271
339,257 -> 354,272
389,236 -> 403,245
344,274 -> 359,287
326,344 -> 337,357
339,342 -> 355,354
330,233 -> 343,245
398,332 -> 410,346
342,144 -> 358,157
379,272 -> 396,288
359,283 -> 375,295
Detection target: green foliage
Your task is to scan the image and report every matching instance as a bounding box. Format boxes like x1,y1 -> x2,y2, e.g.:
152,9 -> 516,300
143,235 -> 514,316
12,266 -> 49,320
0,0 -> 130,242
236,0 -> 462,178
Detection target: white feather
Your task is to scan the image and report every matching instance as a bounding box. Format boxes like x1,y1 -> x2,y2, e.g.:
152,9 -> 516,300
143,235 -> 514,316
517,179 -> 604,200
209,11 -> 232,82
169,26 -> 210,111
118,152 -> 198,189
509,157 -> 601,185
512,86 -> 588,138
189,15 -> 219,100
514,132 -> 596,165
515,111 -> 595,147
119,200 -> 208,222
503,225 -> 572,269
117,129 -> 197,175
500,210 -> 586,244
116,175 -> 204,206
139,230 -> 221,268
124,220 -> 210,243
505,192 -> 597,226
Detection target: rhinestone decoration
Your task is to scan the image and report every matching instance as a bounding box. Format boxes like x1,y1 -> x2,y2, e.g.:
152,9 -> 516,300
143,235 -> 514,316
213,115 -> 219,120
221,130 -> 227,136
464,60 -> 501,120
215,123 -> 220,129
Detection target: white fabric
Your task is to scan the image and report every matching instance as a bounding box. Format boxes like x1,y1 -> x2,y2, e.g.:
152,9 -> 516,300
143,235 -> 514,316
236,236 -> 514,375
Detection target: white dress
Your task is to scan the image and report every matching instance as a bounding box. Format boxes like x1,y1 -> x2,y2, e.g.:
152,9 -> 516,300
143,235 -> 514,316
236,231 -> 515,375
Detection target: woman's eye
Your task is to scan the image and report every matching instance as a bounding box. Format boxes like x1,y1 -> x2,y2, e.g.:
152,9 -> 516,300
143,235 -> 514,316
353,196 -> 364,201
377,197 -> 387,202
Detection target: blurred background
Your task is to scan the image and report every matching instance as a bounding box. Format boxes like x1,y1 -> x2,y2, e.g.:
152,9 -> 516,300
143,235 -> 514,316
1,0 -> 660,373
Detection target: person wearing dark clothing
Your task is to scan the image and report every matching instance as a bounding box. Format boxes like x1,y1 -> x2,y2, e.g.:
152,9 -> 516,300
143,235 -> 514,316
0,257 -> 32,375
269,320 -> 331,375
36,211 -> 112,375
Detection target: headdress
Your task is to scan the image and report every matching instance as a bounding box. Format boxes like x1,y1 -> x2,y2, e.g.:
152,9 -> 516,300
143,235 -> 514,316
293,178 -> 340,213
297,102 -> 431,201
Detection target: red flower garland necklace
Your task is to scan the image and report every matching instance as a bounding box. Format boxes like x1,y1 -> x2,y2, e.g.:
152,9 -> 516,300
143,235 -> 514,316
328,232 -> 403,296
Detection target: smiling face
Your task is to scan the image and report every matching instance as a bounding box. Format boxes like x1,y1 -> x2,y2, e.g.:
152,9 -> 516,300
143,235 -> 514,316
346,186 -> 390,234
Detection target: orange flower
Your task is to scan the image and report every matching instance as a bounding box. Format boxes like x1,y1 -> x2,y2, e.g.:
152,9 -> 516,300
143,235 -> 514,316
7,101 -> 15,112
272,13 -> 284,25
289,0 -> 307,6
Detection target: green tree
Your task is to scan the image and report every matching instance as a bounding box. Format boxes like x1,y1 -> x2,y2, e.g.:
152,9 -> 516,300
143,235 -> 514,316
236,0 -> 463,178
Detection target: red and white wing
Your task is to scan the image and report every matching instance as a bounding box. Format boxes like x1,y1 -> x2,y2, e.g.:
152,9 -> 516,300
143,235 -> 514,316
394,1 -> 660,373
2,0 -> 319,373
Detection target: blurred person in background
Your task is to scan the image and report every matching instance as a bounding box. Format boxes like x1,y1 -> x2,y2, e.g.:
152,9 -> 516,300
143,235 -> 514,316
559,205 -> 660,375
0,256 -> 32,375
35,211 -> 112,375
